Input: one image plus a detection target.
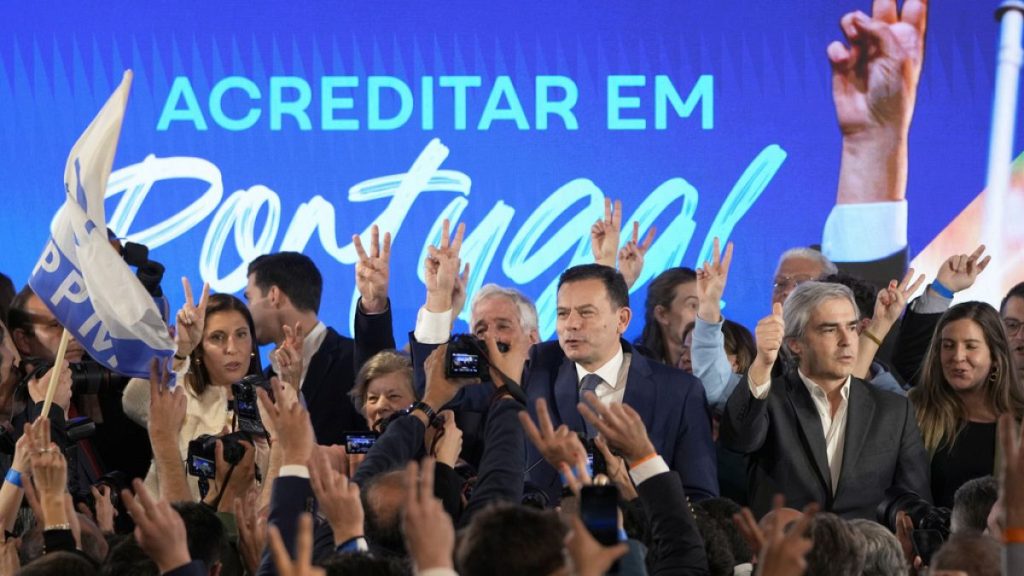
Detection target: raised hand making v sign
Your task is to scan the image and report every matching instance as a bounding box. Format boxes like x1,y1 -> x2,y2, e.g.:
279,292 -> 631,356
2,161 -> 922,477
174,276 -> 210,366
353,224 -> 392,315
424,219 -> 466,314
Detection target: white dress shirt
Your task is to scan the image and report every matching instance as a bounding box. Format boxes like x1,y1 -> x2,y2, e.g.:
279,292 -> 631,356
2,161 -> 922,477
750,369 -> 851,494
574,347 -> 628,406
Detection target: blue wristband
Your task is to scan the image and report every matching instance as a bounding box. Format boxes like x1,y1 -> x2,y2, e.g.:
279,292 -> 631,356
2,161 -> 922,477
931,281 -> 955,299
5,469 -> 22,489
336,536 -> 368,554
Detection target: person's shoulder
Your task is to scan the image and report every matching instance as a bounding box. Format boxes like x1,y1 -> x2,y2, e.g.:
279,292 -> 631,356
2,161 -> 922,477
320,325 -> 354,350
528,340 -> 567,365
853,376 -> 910,409
630,347 -> 703,396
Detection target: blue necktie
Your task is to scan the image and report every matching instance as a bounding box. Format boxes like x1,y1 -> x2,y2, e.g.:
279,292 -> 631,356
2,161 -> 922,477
579,373 -> 603,438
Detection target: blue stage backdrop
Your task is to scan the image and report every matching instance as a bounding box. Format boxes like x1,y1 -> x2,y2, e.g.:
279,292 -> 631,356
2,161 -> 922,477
0,1 -> 1017,350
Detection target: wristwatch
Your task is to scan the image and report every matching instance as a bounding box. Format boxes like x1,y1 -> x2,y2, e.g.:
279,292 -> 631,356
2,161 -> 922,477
408,401 -> 438,425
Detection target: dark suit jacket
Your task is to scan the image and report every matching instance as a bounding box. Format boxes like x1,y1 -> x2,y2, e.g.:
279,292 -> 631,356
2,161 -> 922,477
271,303 -> 395,446
638,471 -> 710,575
524,340 -> 718,503
892,297 -> 945,387
835,248 -> 907,292
256,475 -> 336,576
720,371 -> 930,520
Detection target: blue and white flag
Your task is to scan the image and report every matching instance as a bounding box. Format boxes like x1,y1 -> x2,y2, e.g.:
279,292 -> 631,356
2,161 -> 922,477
28,71 -> 176,378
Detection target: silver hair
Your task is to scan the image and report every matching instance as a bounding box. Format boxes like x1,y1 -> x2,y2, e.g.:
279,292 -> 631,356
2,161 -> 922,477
775,247 -> 838,277
469,284 -> 539,335
848,520 -> 907,576
782,281 -> 858,342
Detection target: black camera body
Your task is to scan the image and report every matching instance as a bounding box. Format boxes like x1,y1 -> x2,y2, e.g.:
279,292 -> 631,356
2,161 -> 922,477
120,241 -> 166,298
186,431 -> 252,479
445,334 -> 509,379
877,490 -> 951,563
21,357 -> 131,396
231,374 -> 273,436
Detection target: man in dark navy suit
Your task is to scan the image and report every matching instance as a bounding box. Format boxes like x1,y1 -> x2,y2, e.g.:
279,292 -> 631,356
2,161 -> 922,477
524,263 -> 717,503
244,227 -> 395,445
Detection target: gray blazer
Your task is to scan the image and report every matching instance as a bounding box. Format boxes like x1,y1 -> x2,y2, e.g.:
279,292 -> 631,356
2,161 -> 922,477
720,370 -> 930,520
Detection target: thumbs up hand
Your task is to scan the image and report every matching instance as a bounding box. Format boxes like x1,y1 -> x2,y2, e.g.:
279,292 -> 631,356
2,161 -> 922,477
750,302 -> 785,385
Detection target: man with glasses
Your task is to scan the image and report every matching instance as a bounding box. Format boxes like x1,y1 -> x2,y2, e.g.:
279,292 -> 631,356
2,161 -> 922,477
772,248 -> 838,306
1000,283 -> 1024,381
8,286 -> 86,365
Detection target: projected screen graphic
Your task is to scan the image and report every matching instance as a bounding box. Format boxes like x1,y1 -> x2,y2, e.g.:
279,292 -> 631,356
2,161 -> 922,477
0,1 -> 1019,347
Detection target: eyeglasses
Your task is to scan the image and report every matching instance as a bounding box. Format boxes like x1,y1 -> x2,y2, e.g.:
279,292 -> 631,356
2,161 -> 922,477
772,274 -> 815,293
1004,318 -> 1024,337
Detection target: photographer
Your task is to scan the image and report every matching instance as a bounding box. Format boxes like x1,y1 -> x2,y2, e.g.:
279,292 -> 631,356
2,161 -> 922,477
410,219 -> 539,468
123,282 -> 265,502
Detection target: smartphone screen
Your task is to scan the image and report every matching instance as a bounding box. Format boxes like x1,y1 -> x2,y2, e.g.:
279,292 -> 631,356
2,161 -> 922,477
580,484 -> 619,546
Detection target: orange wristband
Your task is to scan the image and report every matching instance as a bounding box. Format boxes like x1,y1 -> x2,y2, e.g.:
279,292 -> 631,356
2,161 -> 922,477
629,453 -> 658,470
1005,528 -> 1024,543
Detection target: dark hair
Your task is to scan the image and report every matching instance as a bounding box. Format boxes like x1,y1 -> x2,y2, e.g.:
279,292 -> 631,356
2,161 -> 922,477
7,284 -> 37,336
931,533 -> 1001,576
911,301 -> 1024,452
188,293 -> 262,396
638,267 -> 697,364
805,513 -> 866,576
100,536 -> 158,576
17,551 -> 98,576
721,319 -> 756,374
1002,281 -> 1024,314
319,553 -> 410,575
693,498 -> 752,565
247,252 -> 323,313
172,502 -> 226,567
951,475 -> 999,534
692,507 -> 737,576
821,272 -> 877,320
0,272 -> 14,325
558,264 -> 630,310
455,503 -> 566,576
362,469 -> 408,557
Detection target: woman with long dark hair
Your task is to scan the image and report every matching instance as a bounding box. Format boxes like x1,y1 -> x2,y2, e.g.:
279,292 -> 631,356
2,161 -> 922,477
909,301 -> 1024,507
637,267 -> 698,365
124,284 -> 264,499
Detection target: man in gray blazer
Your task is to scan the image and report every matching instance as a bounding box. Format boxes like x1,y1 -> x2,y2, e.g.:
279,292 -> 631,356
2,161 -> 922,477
721,281 -> 930,520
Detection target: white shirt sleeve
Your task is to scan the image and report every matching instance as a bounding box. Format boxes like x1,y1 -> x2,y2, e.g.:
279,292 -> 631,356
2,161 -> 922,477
414,307 -> 452,345
416,569 -> 460,576
279,464 -> 310,479
749,378 -> 772,400
628,455 -> 670,486
822,200 -> 907,262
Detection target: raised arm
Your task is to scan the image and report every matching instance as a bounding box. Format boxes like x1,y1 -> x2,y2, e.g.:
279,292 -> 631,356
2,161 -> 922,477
853,268 -> 923,379
579,392 -> 710,575
720,304 -> 783,454
353,224 -> 397,369
412,220 -> 467,392
147,359 -> 193,503
825,0 -> 927,282
693,238 -> 739,407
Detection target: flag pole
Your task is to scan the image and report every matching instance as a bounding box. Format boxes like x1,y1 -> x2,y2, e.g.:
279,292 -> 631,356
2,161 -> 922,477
41,329 -> 71,417
985,0 -> 1024,268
